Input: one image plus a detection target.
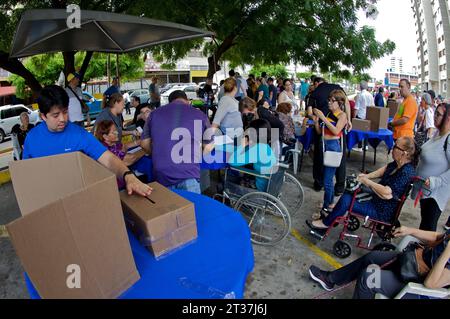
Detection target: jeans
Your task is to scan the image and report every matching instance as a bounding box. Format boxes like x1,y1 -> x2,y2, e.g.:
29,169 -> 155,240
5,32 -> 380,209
419,198 -> 442,231
313,131 -> 347,193
327,250 -> 404,299
323,193 -> 380,227
323,139 -> 341,209
169,178 -> 201,194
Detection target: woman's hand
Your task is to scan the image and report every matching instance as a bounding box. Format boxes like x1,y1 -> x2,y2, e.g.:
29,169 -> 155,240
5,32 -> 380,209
392,226 -> 412,238
357,175 -> 369,185
313,109 -> 325,120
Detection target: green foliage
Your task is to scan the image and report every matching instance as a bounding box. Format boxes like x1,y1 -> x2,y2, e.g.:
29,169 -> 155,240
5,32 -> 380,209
296,71 -> 314,81
10,52 -> 144,98
132,0 -> 395,76
249,64 -> 288,79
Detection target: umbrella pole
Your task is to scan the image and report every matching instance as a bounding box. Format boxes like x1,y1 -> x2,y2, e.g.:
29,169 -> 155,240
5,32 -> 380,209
116,54 -> 120,87
107,54 -> 111,87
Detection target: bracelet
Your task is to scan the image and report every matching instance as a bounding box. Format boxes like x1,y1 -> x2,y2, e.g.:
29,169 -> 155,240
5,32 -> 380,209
122,170 -> 135,181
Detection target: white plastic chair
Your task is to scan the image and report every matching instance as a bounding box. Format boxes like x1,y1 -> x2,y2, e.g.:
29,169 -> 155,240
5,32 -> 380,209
375,236 -> 450,299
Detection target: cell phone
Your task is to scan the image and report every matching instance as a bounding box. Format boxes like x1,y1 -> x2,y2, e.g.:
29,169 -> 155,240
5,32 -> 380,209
136,127 -> 143,134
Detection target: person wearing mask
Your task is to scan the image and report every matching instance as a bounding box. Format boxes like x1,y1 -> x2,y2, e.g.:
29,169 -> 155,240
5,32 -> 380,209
257,98 -> 284,157
307,77 -> 352,194
239,97 -> 258,130
375,87 -> 385,107
414,103 -> 450,231
307,136 -> 417,231
212,78 -> 243,139
312,90 -> 348,214
389,79 -> 418,141
278,79 -> 299,113
94,93 -> 139,142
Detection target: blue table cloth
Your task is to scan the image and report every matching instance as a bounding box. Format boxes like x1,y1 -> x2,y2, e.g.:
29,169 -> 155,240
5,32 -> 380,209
347,128 -> 394,151
24,190 -> 254,299
295,120 -> 315,152
129,155 -> 153,181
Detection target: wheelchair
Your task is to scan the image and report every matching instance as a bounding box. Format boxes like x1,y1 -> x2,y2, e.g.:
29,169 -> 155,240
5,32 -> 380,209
310,176 -> 429,259
214,163 -> 304,246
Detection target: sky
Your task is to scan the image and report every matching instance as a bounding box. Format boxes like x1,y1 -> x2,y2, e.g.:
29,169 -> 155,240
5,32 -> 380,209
357,0 -> 418,80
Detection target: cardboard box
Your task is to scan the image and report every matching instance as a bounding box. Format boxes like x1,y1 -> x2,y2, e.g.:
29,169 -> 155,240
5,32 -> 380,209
7,152 -> 140,299
352,118 -> 371,132
387,100 -> 399,118
120,182 -> 197,258
366,106 -> 389,132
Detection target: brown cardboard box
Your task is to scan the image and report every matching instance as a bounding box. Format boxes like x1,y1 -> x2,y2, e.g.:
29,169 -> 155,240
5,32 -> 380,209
120,182 -> 197,258
387,100 -> 399,118
352,118 -> 371,132
366,106 -> 390,132
6,152 -> 140,299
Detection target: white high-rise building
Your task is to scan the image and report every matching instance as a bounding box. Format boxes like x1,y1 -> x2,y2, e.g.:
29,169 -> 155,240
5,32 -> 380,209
390,57 -> 404,73
411,0 -> 450,98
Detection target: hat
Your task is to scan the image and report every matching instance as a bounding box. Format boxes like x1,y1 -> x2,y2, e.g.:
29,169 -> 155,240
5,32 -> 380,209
67,72 -> 80,82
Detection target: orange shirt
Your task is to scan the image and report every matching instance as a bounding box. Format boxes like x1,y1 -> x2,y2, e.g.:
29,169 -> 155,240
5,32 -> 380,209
393,95 -> 418,140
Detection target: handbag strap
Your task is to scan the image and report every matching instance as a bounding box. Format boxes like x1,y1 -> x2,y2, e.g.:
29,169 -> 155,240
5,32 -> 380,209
67,86 -> 86,110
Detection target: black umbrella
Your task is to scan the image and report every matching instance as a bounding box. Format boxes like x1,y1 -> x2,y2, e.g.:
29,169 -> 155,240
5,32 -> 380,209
10,9 -> 213,58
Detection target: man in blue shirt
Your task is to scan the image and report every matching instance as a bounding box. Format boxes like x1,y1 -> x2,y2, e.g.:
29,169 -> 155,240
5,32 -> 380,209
23,85 -> 152,197
103,76 -> 120,99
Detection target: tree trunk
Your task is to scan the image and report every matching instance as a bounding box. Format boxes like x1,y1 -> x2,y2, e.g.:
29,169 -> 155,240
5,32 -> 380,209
79,51 -> 93,83
206,35 -> 236,79
0,51 -> 42,97
63,51 -> 76,80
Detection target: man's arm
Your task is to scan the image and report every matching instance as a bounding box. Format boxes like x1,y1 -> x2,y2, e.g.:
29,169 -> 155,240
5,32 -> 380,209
97,150 -> 152,196
391,117 -> 409,127
141,138 -> 152,155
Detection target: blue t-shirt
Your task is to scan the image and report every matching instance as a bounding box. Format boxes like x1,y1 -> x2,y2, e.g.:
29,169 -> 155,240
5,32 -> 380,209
22,122 -> 107,160
371,162 -> 416,222
103,85 -> 120,97
257,84 -> 270,101
301,82 -> 310,98
229,143 -> 277,191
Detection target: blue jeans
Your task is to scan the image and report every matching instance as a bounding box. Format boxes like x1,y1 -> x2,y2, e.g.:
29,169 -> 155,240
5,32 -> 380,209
323,193 -> 380,227
323,139 -> 341,209
169,178 -> 201,194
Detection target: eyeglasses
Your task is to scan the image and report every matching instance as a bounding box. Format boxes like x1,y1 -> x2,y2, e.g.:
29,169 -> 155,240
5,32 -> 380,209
109,130 -> 119,136
328,98 -> 337,104
394,145 -> 406,152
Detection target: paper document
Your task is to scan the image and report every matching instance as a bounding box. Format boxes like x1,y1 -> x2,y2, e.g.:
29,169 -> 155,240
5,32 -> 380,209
127,146 -> 143,154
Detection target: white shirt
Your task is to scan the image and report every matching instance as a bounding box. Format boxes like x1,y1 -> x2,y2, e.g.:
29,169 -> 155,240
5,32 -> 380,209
65,86 -> 84,122
355,89 -> 374,119
424,107 -> 435,130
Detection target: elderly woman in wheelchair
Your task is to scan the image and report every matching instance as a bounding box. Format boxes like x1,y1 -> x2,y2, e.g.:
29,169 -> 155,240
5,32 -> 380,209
309,226 -> 450,299
306,137 -> 418,233
216,119 -> 304,246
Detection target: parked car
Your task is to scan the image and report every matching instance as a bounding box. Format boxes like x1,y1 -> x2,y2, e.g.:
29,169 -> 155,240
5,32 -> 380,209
160,85 -> 199,106
160,82 -> 197,94
82,92 -> 102,120
198,82 -> 219,94
0,104 -> 40,143
129,89 -> 150,105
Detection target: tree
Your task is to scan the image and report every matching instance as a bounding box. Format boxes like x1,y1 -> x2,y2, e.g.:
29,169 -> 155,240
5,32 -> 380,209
132,0 -> 395,79
296,71 -> 314,81
249,64 -> 288,79
9,52 -> 144,98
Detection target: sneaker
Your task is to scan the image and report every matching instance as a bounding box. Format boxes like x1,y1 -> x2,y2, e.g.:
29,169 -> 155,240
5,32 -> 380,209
352,147 -> 363,153
444,221 -> 450,231
309,265 -> 335,291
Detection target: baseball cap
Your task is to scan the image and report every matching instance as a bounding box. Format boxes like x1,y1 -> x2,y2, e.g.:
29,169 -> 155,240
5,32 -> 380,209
67,72 -> 80,82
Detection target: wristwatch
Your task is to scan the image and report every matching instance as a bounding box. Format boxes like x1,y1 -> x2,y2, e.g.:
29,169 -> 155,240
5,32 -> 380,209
122,170 -> 135,181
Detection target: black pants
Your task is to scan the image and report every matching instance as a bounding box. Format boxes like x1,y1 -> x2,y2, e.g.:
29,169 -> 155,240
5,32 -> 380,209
313,131 -> 347,193
420,198 -> 442,231
328,250 -> 405,299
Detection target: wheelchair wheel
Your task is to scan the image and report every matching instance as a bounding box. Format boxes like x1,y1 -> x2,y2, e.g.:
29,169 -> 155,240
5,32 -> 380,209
373,242 -> 397,252
347,215 -> 360,232
234,192 -> 291,246
333,240 -> 352,259
278,172 -> 304,218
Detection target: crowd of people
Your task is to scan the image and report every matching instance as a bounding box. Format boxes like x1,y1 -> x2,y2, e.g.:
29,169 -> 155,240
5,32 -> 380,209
10,67 -> 450,299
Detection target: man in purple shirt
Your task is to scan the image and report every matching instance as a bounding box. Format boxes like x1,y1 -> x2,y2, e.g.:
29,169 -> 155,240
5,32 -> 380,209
141,90 -> 214,193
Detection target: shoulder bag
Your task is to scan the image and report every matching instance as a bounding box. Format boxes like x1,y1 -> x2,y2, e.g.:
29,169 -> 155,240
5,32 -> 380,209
322,125 -> 343,168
